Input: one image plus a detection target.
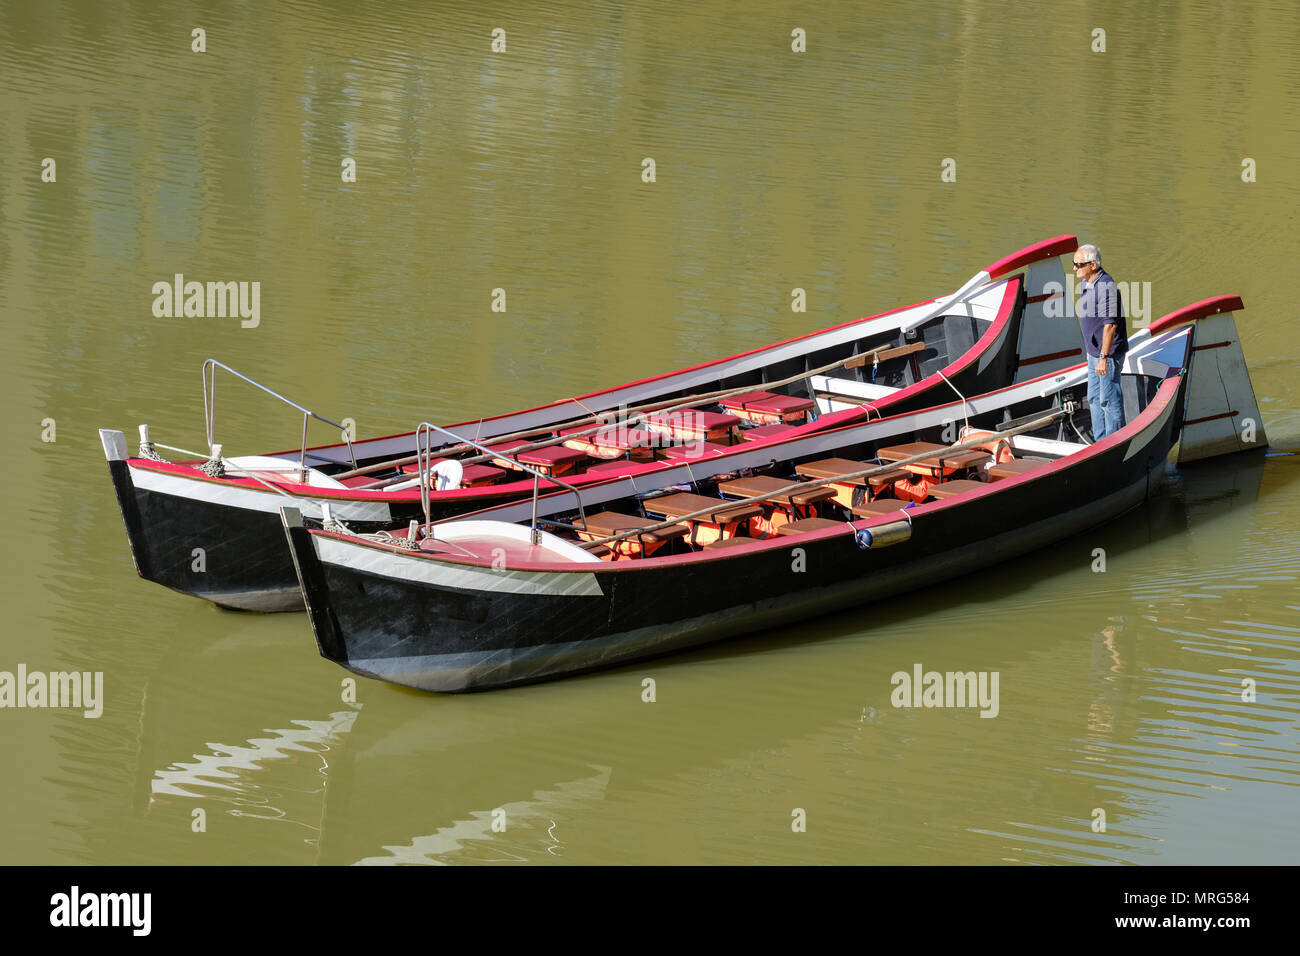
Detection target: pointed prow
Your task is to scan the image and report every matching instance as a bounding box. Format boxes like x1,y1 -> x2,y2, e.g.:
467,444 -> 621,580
1144,295 -> 1268,462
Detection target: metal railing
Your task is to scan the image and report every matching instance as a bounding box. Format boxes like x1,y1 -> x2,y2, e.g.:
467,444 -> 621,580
202,359 -> 357,475
415,421 -> 588,543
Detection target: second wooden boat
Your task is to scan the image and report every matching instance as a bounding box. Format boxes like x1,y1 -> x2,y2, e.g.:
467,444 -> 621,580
102,235 -> 1082,611
280,296 -> 1266,691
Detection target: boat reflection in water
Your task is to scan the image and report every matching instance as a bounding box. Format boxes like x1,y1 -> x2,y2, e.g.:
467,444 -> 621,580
308,449 -> 1296,866
124,447 -> 1290,865
352,765 -> 612,866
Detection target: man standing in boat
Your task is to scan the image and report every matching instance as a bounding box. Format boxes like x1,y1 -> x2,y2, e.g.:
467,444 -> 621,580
1073,243 -> 1128,439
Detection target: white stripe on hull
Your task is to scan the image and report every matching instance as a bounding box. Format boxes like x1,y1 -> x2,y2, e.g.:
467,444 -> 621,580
343,469 -> 1161,692
130,465 -> 392,522
314,536 -> 604,597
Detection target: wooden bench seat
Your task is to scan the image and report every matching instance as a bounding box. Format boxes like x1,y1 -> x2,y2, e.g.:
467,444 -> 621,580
987,458 -> 1046,481
851,498 -> 909,518
866,467 -> 911,488
574,511 -> 689,559
718,475 -> 837,537
719,390 -> 814,425
793,458 -> 876,509
560,425 -> 657,460
776,517 -> 845,536
641,492 -> 764,547
513,444 -> 588,476
877,442 -> 990,478
484,439 -> 533,470
795,458 -> 873,484
645,409 -> 741,443
926,479 -> 987,499
717,475 -> 836,509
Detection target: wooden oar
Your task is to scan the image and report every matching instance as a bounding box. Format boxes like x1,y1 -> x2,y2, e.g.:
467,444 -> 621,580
336,241 -> 1074,486
351,342 -> 912,489
429,344 -> 929,470
574,408 -> 1069,551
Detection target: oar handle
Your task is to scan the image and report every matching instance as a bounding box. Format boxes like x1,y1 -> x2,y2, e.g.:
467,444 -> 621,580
579,408 -> 1069,550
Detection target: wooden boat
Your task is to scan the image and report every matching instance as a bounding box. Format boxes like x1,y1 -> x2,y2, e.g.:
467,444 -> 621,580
280,296 -> 1267,692
101,236 -> 1083,612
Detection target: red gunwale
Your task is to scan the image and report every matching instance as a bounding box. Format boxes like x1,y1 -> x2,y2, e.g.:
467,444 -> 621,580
984,234 -> 1078,280
127,275 -> 1025,502
257,294 -> 945,458
309,330 -> 1190,574
814,274 -> 1023,423
1143,295 -> 1243,336
251,236 -> 1077,458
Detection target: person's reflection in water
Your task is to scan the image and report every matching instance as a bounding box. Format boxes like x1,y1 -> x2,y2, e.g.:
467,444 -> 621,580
1087,617 -> 1126,736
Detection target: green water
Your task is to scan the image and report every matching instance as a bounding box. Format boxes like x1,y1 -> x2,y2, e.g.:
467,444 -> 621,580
1,0 -> 1297,864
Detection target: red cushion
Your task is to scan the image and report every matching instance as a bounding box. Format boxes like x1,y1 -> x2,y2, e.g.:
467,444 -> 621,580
515,445 -> 587,467
647,409 -> 740,430
462,464 -> 506,484
719,390 -> 777,410
560,425 -> 655,449
743,394 -> 813,414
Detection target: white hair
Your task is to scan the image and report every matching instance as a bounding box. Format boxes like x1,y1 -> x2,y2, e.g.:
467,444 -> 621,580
1078,243 -> 1101,265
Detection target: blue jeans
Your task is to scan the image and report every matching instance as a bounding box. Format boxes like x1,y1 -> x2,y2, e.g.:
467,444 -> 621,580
1087,353 -> 1127,440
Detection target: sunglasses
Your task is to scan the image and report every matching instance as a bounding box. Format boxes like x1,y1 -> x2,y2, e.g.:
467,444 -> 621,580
1072,261 -> 1093,268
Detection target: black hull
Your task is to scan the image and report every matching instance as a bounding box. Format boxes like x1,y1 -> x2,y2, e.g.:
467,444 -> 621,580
105,460 -> 477,612
107,458 -> 306,612
287,383 -> 1181,691
104,284 -> 1027,613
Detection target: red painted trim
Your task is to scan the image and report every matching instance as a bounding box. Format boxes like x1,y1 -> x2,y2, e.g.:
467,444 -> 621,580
266,240 -> 1072,459
493,327 -> 1195,542
1025,290 -> 1065,305
318,373 -> 1186,573
129,277 -> 1026,505
1144,295 -> 1245,336
1184,410 -> 1238,426
1018,347 -> 1082,368
984,235 -> 1078,280
261,293 -> 945,460
1192,341 -> 1231,352
846,275 -> 1023,415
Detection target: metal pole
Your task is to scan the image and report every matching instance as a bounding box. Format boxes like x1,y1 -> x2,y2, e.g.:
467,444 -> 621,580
299,412 -> 310,482
531,474 -> 541,545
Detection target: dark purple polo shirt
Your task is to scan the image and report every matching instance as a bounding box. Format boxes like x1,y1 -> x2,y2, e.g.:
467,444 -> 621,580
1079,268 -> 1128,358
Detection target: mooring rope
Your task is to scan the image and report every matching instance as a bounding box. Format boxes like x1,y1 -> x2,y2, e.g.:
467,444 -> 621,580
138,440 -> 169,463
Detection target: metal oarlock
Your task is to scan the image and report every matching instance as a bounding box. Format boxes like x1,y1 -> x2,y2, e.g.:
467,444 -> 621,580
412,420 -> 589,540
202,358 -> 358,473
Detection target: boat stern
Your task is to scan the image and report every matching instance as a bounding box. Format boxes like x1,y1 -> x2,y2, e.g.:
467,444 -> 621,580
101,428 -> 156,581
281,507 -> 349,663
